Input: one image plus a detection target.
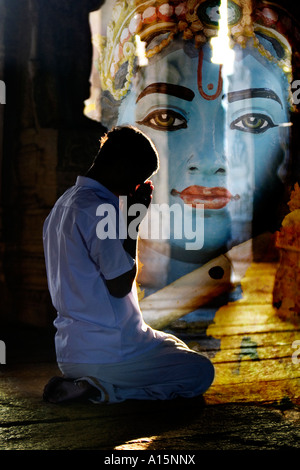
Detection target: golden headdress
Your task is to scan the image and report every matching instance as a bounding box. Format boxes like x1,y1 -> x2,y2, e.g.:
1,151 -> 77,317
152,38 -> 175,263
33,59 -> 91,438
93,0 -> 296,100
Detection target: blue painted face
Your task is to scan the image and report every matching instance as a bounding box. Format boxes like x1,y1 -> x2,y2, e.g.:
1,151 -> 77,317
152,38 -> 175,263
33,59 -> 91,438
117,39 -> 290,277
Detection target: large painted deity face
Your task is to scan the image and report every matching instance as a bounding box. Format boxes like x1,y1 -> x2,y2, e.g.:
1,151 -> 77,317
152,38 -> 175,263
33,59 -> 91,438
117,40 -> 290,265
87,0 -> 296,289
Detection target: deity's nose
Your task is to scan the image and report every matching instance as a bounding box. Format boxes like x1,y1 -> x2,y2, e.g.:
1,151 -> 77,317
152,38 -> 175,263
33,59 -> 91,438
187,46 -> 227,176
187,106 -> 227,177
187,151 -> 226,177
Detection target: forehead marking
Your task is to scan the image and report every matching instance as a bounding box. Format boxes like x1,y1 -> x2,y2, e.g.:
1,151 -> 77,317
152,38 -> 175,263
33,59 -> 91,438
197,49 -> 223,101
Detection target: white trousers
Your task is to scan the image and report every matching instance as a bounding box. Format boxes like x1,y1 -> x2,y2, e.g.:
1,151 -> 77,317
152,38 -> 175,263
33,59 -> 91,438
58,333 -> 214,404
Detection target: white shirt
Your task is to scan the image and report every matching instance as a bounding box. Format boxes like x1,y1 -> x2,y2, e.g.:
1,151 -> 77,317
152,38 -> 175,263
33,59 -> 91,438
43,176 -> 164,364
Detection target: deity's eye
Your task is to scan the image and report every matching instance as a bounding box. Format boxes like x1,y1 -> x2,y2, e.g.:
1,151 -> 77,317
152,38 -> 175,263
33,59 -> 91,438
230,113 -> 277,134
137,109 -> 187,131
197,0 -> 241,27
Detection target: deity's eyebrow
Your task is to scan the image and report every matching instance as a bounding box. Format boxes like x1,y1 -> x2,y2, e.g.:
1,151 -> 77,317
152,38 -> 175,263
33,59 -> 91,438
136,83 -> 195,103
225,88 -> 283,108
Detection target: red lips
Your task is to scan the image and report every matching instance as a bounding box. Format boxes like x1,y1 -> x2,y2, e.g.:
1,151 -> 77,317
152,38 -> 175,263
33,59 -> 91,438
171,186 -> 239,209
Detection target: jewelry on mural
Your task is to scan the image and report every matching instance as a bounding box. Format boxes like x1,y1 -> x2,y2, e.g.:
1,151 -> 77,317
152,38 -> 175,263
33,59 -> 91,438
94,0 -> 293,102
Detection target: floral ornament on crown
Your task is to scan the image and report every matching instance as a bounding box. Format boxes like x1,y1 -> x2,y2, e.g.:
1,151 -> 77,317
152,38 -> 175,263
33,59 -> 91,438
93,0 -> 295,101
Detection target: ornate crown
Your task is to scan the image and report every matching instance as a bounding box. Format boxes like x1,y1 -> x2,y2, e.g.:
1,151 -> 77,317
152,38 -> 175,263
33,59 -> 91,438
93,0 -> 296,101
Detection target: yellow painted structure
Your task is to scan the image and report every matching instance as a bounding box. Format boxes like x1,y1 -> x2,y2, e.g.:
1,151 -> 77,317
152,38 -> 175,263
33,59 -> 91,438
204,262 -> 300,405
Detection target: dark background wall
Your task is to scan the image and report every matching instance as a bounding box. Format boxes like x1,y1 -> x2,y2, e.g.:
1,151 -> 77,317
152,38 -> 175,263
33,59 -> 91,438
0,0 -> 105,328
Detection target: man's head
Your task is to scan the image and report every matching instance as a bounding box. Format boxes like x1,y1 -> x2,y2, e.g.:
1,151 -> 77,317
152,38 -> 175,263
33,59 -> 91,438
88,125 -> 159,195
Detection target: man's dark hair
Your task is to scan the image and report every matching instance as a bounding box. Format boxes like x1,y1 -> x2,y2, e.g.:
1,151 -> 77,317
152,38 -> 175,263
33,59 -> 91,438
93,126 -> 159,178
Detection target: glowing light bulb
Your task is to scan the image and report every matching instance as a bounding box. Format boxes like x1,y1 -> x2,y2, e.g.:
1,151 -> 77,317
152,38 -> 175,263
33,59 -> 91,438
211,0 -> 235,75
135,35 -> 148,67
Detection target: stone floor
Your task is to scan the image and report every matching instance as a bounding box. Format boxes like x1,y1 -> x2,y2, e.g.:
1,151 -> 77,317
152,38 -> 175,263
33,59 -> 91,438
0,321 -> 299,453
1,258 -> 300,453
